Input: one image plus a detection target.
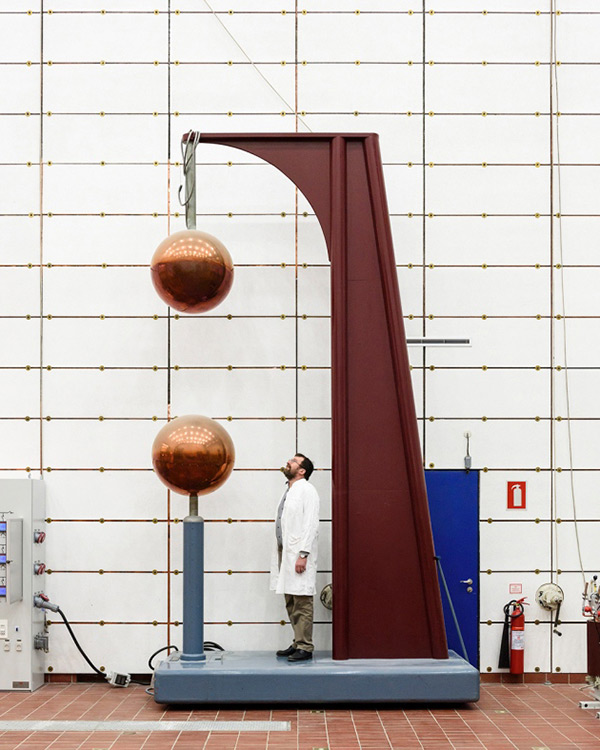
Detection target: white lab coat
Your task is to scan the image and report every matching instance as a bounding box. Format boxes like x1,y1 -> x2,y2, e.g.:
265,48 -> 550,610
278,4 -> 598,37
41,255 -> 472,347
270,478 -> 320,596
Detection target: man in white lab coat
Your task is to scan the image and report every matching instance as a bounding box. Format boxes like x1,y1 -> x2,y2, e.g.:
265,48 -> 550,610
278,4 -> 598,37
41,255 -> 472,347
270,453 -> 320,662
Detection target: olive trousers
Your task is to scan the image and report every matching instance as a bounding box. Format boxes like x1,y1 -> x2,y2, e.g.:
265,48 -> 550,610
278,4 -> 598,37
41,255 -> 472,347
284,594 -> 314,653
278,547 -> 314,652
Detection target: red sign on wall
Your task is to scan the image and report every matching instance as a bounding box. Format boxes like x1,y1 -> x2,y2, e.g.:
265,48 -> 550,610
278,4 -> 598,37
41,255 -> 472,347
507,481 -> 526,509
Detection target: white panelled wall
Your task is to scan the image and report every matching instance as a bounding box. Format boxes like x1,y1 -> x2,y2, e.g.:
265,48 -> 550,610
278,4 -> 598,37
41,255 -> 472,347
0,1 -> 597,679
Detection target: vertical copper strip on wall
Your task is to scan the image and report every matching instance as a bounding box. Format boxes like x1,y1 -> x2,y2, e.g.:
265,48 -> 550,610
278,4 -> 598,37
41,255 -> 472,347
166,0 -> 173,652
294,1 -> 300,451
548,1 -> 556,672
39,3 -> 45,477
421,2 -> 428,457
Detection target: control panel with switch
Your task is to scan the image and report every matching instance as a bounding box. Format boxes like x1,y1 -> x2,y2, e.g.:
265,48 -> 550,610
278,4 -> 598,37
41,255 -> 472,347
0,480 -> 46,691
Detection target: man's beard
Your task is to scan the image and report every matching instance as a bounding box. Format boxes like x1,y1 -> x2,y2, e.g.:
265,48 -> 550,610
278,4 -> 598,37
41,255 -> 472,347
282,466 -> 294,480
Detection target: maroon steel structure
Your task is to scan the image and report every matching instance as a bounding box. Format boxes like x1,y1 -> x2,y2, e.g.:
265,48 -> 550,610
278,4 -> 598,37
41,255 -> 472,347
195,133 -> 448,660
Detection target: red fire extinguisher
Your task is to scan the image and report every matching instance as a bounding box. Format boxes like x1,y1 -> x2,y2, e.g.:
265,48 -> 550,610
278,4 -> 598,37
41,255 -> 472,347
498,597 -> 528,673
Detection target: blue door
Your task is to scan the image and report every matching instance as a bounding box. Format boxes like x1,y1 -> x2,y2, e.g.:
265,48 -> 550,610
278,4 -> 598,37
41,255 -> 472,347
425,470 -> 479,667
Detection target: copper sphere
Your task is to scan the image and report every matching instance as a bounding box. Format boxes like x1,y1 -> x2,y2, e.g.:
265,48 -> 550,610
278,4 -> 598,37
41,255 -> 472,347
151,230 -> 234,313
152,415 -> 235,496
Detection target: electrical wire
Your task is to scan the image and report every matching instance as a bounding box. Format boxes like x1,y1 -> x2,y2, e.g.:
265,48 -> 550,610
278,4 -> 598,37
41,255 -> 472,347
53,616 -> 223,678
148,645 -> 179,671
204,640 -> 225,651
57,608 -> 226,687
56,607 -> 104,676
551,0 -> 587,587
147,642 -> 223,672
200,0 -> 312,132
58,608 -> 170,685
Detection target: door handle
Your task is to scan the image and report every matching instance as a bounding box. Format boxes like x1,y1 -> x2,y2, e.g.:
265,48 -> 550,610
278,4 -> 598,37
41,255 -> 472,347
460,579 -> 473,585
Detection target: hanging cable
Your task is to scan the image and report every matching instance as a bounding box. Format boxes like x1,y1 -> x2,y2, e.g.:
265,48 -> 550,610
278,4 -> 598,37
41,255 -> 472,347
201,0 -> 312,132
56,607 -> 104,676
551,0 -> 586,586
148,645 -> 179,671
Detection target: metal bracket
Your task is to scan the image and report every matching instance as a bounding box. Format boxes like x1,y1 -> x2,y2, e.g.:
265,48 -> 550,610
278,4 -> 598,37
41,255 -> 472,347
406,338 -> 470,347
181,131 -> 199,230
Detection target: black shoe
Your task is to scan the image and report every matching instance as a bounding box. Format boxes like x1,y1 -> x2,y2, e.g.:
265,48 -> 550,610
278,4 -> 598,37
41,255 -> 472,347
276,645 -> 297,657
287,649 -> 313,662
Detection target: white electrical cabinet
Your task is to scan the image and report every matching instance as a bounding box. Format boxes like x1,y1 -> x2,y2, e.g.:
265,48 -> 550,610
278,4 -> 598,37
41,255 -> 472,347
0,480 -> 46,691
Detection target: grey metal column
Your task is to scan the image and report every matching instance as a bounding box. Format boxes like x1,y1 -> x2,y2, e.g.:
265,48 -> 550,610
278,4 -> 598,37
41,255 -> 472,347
181,494 -> 205,661
183,132 -> 198,231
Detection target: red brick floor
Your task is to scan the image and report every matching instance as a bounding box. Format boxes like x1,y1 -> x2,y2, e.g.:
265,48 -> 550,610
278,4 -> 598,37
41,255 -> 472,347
0,682 -> 598,749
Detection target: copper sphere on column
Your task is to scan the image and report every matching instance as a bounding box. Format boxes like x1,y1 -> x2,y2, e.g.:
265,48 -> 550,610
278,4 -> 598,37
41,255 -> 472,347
152,415 -> 235,495
151,230 -> 234,313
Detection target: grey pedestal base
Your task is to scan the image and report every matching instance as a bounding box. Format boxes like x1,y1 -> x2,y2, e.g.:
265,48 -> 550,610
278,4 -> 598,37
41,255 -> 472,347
153,650 -> 479,704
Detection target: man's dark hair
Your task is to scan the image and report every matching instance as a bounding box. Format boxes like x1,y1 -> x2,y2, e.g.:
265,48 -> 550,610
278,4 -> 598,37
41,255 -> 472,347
296,453 -> 314,481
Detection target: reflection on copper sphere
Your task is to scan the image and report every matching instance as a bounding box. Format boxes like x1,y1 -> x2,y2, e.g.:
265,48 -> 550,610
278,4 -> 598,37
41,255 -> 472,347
152,415 -> 235,496
151,230 -> 234,313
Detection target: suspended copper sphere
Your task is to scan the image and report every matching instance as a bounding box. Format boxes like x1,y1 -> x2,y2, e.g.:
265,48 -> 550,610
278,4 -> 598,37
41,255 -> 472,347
150,230 -> 234,313
152,415 -> 235,496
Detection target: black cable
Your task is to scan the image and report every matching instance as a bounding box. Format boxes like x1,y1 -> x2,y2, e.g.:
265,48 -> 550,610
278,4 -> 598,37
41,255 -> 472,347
49,615 -> 226,680
57,606 -> 220,687
204,641 -> 224,651
553,601 -> 563,636
148,645 -> 179,671
147,641 -> 224,670
56,607 -> 104,676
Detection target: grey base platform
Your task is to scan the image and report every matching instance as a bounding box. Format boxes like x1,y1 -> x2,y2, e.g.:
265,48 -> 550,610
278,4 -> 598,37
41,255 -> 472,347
153,650 -> 480,704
